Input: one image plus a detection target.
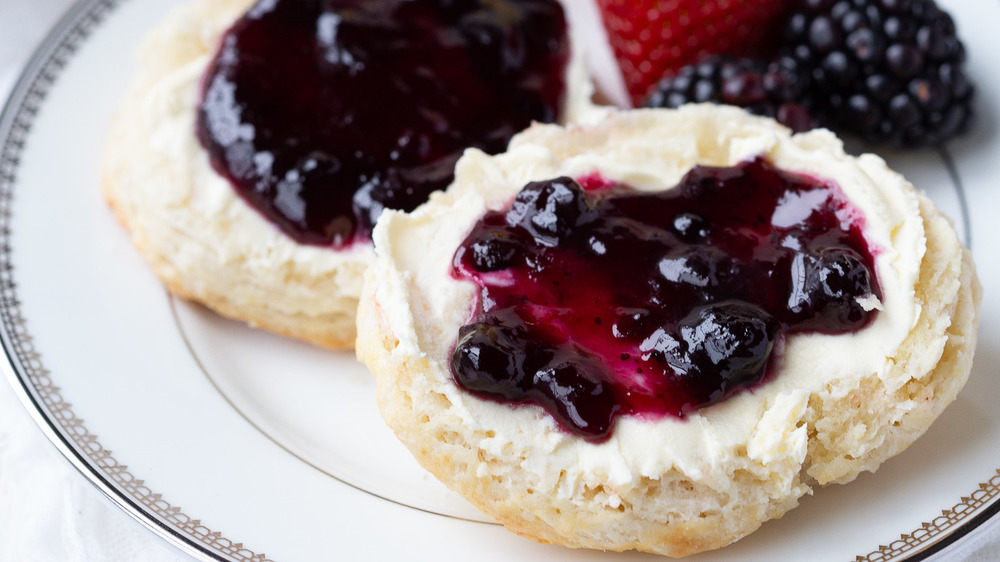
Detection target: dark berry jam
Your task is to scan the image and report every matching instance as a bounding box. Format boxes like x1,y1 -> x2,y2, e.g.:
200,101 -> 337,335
451,158 -> 882,441
197,0 -> 568,247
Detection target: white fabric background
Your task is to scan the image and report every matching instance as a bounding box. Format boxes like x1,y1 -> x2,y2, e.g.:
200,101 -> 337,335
0,1 -> 998,561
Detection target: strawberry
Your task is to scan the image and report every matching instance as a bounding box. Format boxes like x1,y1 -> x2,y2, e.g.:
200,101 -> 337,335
595,0 -> 793,107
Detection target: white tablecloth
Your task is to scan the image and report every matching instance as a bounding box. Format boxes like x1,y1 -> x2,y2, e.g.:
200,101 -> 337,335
1,1 -> 999,560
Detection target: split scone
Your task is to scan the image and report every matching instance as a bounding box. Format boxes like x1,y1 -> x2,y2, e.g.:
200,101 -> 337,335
356,104 -> 980,556
103,0 -> 599,349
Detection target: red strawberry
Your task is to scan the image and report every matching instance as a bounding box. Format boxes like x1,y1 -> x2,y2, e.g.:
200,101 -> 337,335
595,0 -> 793,107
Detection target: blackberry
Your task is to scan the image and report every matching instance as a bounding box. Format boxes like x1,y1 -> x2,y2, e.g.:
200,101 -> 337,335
644,55 -> 817,133
782,0 -> 974,147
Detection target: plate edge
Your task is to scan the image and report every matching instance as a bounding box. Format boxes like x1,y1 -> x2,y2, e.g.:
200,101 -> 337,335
0,1 -> 273,561
0,0 -> 995,561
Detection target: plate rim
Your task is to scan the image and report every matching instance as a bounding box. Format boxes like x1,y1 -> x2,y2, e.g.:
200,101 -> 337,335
0,1 -> 269,560
0,0 -> 996,560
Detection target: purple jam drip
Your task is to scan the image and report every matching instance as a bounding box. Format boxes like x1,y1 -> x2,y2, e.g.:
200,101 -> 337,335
196,0 -> 569,247
450,158 -> 882,441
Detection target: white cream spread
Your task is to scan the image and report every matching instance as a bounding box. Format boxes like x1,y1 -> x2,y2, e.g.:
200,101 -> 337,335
370,104 -> 945,503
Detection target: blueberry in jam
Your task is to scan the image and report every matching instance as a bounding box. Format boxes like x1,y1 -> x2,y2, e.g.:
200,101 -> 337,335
197,0 -> 569,247
453,309 -> 619,437
450,158 -> 882,441
506,178 -> 593,246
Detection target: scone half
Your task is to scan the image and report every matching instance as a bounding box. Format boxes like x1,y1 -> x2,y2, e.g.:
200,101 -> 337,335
356,105 -> 980,556
103,0 -> 599,349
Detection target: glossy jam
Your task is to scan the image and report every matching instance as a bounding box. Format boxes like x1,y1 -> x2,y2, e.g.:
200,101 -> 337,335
197,0 -> 568,247
451,158 -> 882,441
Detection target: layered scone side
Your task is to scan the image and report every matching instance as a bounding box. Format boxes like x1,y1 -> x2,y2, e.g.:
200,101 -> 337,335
802,157 -> 981,486
356,105 -> 980,556
103,0 -> 601,350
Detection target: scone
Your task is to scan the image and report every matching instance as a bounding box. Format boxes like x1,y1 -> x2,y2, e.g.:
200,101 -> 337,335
103,0 -> 599,349
356,104 -> 980,556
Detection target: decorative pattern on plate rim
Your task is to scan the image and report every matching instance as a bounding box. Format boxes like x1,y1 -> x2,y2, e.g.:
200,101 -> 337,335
0,0 -> 991,560
0,0 -> 270,560
858,469 -> 1000,561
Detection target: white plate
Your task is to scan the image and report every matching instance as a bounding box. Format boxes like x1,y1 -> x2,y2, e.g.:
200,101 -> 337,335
2,0 -> 999,560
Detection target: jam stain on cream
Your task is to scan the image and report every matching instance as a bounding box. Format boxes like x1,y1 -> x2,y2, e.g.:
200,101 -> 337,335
197,0 -> 569,247
451,158 -> 882,441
